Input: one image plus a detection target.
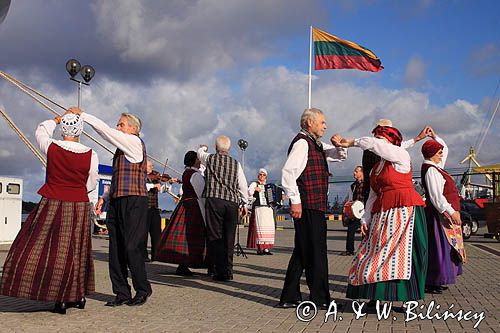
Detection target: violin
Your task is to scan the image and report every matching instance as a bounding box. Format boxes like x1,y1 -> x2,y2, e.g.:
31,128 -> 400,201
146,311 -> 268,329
148,170 -> 181,183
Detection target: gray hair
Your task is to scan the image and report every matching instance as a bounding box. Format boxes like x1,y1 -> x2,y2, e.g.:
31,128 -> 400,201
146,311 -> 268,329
300,108 -> 323,130
216,135 -> 231,152
121,112 -> 142,134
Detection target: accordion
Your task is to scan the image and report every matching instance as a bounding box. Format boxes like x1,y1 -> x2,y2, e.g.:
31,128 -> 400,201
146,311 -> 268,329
254,183 -> 283,207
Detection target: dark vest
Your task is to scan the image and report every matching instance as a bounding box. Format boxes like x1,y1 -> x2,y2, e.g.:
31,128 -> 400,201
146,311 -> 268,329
421,163 -> 461,212
38,143 -> 92,202
109,139 -> 147,198
350,180 -> 364,202
147,178 -> 160,209
181,168 -> 198,200
287,133 -> 329,212
203,152 -> 239,203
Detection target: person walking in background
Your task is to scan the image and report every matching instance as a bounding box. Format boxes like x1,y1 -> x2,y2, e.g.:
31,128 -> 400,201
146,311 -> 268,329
0,112 -> 98,314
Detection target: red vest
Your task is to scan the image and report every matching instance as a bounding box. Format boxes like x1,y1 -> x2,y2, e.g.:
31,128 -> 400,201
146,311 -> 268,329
287,133 -> 329,212
38,143 -> 92,202
370,161 -> 424,213
181,169 -> 198,200
109,139 -> 147,198
421,163 -> 461,212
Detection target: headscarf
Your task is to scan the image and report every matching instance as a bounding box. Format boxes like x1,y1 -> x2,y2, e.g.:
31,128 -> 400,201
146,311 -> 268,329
421,139 -> 443,159
372,126 -> 403,146
60,113 -> 83,137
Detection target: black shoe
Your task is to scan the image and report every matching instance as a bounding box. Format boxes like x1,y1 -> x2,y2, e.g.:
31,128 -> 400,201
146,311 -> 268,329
263,249 -> 273,255
438,286 -> 449,291
425,286 -> 442,294
256,251 -> 265,255
105,297 -> 132,307
75,297 -> 86,309
128,292 -> 152,306
53,302 -> 67,314
176,265 -> 194,276
212,274 -> 231,282
276,302 -> 299,309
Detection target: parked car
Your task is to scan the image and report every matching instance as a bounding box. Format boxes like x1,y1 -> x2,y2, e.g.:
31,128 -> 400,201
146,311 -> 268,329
461,200 -> 487,234
460,210 -> 474,240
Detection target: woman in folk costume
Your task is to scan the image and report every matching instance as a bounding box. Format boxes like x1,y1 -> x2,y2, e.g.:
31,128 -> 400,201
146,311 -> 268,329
0,112 -> 98,314
156,151 -> 207,276
246,168 -> 275,255
332,125 -> 427,305
420,130 -> 465,294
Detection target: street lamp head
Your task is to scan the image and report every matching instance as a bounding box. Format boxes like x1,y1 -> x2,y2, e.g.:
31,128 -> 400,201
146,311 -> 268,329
65,59 -> 81,78
238,139 -> 248,151
80,65 -> 95,83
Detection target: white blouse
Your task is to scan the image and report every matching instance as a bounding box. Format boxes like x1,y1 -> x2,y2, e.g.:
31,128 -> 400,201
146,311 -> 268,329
423,136 -> 455,216
353,137 -> 413,225
35,119 -> 99,193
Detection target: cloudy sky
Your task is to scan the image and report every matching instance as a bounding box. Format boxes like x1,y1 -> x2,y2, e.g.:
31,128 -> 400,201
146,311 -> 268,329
0,0 -> 499,208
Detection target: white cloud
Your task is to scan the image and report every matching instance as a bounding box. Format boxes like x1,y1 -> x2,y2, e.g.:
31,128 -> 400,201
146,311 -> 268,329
404,57 -> 427,87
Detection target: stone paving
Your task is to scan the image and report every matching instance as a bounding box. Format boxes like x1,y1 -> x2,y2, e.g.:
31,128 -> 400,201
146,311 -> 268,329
0,222 -> 499,332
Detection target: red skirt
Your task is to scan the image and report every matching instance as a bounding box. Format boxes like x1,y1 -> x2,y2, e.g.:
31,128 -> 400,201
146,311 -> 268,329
0,198 -> 95,302
156,198 -> 207,268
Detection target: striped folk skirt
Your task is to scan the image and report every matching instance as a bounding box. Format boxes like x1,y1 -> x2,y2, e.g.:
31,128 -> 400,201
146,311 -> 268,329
0,198 -> 95,302
346,206 -> 428,301
246,206 -> 275,250
156,198 -> 207,268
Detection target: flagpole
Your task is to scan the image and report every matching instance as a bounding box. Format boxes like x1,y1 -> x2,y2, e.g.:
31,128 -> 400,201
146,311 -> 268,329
308,26 -> 312,109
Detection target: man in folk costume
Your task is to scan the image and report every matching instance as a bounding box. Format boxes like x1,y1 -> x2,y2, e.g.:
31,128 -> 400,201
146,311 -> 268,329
332,125 -> 427,307
75,108 -> 152,306
1,112 -> 98,314
197,136 -> 249,281
341,166 -> 364,256
156,151 -> 208,276
246,168 -> 276,255
278,108 -> 347,309
420,129 -> 465,294
144,159 -> 177,262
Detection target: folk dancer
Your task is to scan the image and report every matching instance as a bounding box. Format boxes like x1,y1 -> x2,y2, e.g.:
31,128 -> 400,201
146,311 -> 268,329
156,151 -> 208,276
0,112 -> 98,314
278,108 -> 347,309
332,125 -> 427,306
76,108 -> 152,306
198,136 -> 249,281
420,130 -> 465,294
246,168 -> 276,255
144,159 -> 177,262
341,166 -> 364,256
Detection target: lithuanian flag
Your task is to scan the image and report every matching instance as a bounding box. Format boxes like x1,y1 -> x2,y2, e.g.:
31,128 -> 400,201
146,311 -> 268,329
313,28 -> 383,72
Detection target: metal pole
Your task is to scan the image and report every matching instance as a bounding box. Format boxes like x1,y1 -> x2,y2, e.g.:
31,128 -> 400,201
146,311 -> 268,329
308,25 -> 312,109
78,81 -> 82,108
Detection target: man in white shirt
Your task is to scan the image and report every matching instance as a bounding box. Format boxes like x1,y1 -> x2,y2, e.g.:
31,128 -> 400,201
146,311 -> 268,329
71,108 -> 152,307
278,108 -> 347,309
197,136 -> 249,281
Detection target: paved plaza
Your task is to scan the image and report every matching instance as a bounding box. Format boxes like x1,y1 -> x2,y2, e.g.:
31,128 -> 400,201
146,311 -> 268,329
1,222 -> 499,332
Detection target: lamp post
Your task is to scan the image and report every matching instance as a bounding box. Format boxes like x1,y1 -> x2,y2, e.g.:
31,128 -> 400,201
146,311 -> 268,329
65,59 -> 95,108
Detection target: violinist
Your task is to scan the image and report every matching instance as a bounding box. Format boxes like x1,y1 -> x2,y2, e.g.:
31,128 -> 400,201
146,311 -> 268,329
144,160 -> 177,262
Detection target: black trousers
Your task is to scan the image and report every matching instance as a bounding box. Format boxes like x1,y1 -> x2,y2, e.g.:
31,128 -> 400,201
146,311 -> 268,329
280,209 -> 330,305
107,196 -> 152,299
205,198 -> 238,278
143,207 -> 162,260
345,218 -> 360,253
